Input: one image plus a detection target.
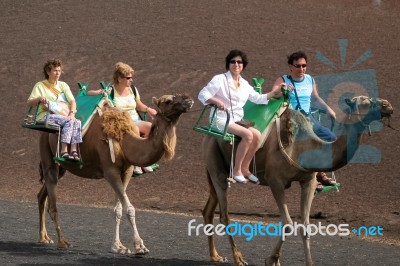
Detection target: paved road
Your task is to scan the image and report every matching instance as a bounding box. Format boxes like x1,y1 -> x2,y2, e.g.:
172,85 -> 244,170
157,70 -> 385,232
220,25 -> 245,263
0,200 -> 398,266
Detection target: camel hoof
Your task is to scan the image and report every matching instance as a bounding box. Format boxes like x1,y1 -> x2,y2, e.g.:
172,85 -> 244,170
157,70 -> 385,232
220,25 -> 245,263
211,255 -> 228,263
265,258 -> 280,266
111,242 -> 132,255
38,233 -> 54,244
57,241 -> 72,249
111,246 -> 131,255
38,238 -> 54,244
133,247 -> 149,255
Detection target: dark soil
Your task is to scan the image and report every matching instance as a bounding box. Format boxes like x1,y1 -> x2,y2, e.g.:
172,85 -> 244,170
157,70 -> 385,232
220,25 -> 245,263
1,0 -> 399,246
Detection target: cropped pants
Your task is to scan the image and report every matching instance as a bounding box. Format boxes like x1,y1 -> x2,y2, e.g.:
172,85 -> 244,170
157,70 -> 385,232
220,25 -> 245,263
46,114 -> 82,144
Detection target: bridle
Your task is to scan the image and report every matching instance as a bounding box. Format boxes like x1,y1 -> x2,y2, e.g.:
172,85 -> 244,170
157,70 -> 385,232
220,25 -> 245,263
346,96 -> 381,136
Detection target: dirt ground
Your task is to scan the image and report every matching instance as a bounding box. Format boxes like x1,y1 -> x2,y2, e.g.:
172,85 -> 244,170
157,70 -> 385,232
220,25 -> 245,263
1,0 -> 399,245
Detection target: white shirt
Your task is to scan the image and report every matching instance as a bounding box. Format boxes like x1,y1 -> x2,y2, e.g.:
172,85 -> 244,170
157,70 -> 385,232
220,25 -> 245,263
198,71 -> 268,128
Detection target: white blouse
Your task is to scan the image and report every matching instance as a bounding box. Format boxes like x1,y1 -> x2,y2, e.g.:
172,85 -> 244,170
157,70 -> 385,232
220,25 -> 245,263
198,71 -> 268,129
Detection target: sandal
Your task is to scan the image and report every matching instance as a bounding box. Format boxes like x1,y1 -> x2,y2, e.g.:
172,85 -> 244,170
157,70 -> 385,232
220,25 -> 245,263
316,172 -> 336,186
316,182 -> 324,190
60,152 -> 73,160
70,151 -> 80,161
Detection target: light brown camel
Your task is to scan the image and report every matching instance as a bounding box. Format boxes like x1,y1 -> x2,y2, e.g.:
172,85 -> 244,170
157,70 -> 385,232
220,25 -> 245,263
36,94 -> 193,255
201,96 -> 393,266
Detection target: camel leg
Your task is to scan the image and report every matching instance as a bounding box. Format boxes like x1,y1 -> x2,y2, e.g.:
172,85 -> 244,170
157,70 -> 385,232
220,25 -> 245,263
266,179 -> 293,266
111,200 -> 132,254
37,184 -> 53,244
45,168 -> 71,248
111,171 -> 133,254
202,171 -> 228,263
221,199 -> 247,266
209,172 -> 247,266
299,175 -> 317,266
106,171 -> 149,255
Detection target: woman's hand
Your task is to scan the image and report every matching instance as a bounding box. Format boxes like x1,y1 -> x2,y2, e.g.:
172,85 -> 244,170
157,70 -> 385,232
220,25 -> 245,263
68,112 -> 78,121
39,96 -> 48,104
214,101 -> 225,110
146,107 -> 157,118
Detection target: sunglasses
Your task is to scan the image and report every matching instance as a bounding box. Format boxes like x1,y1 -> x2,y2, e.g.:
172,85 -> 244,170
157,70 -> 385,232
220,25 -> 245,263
292,64 -> 307,68
123,76 -> 133,80
230,60 -> 243,65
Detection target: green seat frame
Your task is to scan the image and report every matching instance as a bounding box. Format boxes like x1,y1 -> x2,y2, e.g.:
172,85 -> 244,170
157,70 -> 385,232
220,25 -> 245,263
22,104 -> 60,134
193,104 -> 237,142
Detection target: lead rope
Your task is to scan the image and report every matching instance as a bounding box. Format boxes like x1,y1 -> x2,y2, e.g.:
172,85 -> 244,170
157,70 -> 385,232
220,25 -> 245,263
227,138 -> 236,188
225,74 -> 237,187
331,171 -> 339,192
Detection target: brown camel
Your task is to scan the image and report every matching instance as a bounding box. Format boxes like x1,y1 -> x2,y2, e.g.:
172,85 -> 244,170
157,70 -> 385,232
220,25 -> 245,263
201,96 -> 393,266
36,94 -> 193,255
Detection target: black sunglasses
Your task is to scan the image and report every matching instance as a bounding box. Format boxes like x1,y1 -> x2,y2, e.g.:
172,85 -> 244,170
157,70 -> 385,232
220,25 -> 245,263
230,60 -> 243,65
292,64 -> 307,68
123,76 -> 133,80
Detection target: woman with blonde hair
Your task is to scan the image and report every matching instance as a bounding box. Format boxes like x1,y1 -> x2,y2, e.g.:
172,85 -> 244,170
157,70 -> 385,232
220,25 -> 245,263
89,62 -> 156,174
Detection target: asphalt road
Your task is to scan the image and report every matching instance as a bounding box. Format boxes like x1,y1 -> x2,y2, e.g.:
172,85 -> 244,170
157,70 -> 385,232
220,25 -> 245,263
0,200 -> 398,266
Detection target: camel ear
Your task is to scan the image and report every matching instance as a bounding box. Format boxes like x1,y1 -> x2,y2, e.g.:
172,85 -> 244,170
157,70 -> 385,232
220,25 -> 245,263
152,97 -> 160,106
345,98 -> 354,107
344,98 -> 356,114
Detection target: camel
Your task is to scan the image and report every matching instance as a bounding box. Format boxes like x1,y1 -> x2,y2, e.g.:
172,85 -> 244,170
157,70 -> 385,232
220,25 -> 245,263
36,94 -> 193,255
201,96 -> 393,266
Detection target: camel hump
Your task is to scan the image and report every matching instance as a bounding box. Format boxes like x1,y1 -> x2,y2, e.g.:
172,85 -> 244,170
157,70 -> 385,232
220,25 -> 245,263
101,108 -> 137,142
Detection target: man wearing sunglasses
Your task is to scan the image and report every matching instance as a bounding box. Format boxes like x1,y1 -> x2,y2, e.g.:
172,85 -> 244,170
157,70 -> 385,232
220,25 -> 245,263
271,51 -> 337,190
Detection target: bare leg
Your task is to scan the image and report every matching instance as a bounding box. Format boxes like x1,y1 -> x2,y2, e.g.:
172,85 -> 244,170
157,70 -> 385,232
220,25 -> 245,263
60,143 -> 68,154
227,124 -> 253,176
241,127 -> 261,176
136,121 -> 152,138
70,143 -> 77,152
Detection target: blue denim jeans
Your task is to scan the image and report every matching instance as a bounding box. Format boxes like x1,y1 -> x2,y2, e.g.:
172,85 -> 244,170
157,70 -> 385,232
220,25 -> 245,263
309,115 -> 337,142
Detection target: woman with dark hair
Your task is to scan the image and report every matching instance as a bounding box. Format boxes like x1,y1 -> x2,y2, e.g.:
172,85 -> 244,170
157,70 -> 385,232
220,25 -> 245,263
198,49 -> 282,184
27,59 -> 82,160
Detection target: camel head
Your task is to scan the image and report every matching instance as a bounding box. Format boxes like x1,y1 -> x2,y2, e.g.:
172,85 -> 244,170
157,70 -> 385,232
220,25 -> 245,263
345,96 -> 393,125
152,94 -> 194,124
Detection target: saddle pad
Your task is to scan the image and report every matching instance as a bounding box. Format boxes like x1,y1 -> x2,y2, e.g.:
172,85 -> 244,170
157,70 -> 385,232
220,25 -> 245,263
75,91 -> 110,136
243,97 -> 284,132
